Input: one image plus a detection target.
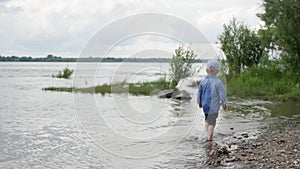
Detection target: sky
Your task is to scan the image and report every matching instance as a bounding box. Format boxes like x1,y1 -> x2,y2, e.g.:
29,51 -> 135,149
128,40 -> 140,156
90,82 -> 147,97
0,0 -> 264,58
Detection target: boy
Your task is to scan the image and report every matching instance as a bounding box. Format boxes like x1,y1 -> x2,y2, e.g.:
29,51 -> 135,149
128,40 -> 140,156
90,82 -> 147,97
197,59 -> 227,141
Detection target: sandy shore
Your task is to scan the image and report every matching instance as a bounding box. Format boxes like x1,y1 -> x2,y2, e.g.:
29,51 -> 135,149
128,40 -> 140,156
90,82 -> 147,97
204,116 -> 300,168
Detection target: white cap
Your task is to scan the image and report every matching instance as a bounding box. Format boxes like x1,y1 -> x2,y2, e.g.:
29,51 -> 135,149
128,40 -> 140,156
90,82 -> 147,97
206,59 -> 219,70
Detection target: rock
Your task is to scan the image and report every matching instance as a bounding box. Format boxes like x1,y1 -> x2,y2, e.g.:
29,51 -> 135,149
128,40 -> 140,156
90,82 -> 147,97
171,90 -> 192,100
226,142 -> 234,148
251,143 -> 257,147
157,90 -> 192,100
225,156 -> 237,163
247,157 -> 256,161
278,139 -> 286,144
279,149 -> 286,153
241,133 -> 249,138
218,146 -> 230,155
157,89 -> 174,98
246,149 -> 253,153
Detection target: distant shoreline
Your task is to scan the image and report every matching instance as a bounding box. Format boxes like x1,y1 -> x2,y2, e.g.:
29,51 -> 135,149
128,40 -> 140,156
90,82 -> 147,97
0,55 -> 205,63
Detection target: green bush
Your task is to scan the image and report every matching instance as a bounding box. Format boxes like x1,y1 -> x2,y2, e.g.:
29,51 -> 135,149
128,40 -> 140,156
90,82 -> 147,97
170,45 -> 196,87
54,67 -> 74,79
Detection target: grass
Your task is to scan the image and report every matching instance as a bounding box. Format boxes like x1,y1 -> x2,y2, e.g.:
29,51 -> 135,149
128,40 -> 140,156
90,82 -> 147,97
43,77 -> 176,96
226,61 -> 300,101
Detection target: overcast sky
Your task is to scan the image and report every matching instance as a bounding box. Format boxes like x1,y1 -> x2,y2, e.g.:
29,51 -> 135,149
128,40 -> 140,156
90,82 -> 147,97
0,0 -> 264,58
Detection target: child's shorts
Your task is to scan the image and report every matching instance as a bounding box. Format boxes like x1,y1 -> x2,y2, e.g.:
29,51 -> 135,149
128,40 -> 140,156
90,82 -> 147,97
204,113 -> 219,125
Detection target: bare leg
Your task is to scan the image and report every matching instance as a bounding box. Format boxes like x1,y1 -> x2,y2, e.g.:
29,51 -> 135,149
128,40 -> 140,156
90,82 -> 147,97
205,121 -> 209,132
207,125 -> 215,141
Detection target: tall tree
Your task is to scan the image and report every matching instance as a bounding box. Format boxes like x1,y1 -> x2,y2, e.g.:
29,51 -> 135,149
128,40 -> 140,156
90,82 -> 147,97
218,18 -> 264,75
257,0 -> 300,69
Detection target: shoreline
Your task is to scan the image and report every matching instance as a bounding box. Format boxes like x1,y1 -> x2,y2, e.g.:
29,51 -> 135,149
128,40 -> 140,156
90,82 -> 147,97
203,116 -> 300,168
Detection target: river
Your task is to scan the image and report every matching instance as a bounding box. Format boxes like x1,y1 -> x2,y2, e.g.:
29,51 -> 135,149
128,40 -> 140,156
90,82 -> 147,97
0,62 -> 293,169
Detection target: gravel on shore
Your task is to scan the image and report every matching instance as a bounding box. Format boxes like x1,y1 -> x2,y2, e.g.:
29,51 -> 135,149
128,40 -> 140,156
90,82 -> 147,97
204,117 -> 300,169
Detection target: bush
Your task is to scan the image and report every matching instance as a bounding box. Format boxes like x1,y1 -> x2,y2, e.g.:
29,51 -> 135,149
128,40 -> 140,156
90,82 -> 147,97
170,45 -> 196,87
54,67 -> 74,79
227,60 -> 300,101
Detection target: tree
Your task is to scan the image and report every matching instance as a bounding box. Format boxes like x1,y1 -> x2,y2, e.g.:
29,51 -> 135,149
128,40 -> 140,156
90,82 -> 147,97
170,45 -> 196,87
257,0 -> 300,69
47,54 -> 54,59
218,18 -> 264,75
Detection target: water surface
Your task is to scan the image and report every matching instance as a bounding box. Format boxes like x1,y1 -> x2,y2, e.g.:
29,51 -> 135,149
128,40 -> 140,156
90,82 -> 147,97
0,62 -> 281,168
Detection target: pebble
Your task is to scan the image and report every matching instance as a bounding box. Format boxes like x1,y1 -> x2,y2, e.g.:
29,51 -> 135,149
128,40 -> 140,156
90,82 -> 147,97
247,157 -> 256,161
225,156 -> 237,163
241,133 -> 249,138
279,149 -> 285,153
203,118 -> 300,168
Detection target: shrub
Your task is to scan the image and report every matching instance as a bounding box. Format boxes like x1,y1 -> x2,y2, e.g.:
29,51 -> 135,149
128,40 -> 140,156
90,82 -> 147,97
170,45 -> 196,87
54,67 -> 74,79
227,60 -> 300,100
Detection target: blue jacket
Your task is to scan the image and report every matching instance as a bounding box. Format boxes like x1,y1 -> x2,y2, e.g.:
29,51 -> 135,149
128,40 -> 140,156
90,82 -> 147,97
197,75 -> 226,114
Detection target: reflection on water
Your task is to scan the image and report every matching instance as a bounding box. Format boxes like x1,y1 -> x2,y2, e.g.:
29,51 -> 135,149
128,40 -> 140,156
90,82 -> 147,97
0,62 -> 295,168
268,101 -> 300,118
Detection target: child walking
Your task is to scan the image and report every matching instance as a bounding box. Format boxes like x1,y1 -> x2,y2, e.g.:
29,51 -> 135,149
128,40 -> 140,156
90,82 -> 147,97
197,59 -> 227,141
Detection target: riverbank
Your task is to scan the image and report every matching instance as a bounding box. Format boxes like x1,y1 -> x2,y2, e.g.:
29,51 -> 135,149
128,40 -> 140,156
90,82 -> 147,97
204,116 -> 300,168
226,63 -> 300,101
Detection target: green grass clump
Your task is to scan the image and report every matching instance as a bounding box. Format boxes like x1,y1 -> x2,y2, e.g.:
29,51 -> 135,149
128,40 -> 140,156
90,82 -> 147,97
43,87 -> 73,92
43,77 -> 175,96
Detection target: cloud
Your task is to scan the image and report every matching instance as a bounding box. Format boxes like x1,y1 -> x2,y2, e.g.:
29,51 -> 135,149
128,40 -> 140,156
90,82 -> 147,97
195,5 -> 261,42
0,0 -> 263,57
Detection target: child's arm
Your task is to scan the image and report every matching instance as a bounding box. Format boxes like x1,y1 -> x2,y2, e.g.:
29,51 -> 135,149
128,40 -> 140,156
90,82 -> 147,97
197,83 -> 202,108
217,80 -> 227,110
